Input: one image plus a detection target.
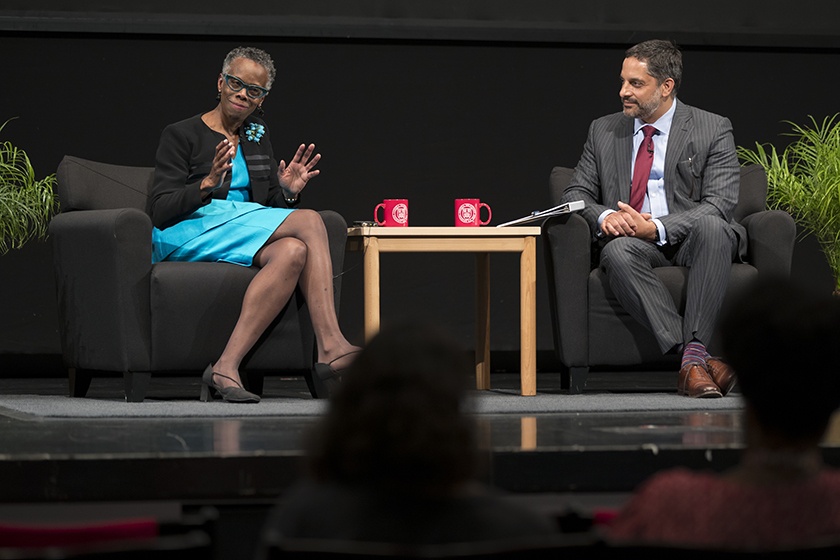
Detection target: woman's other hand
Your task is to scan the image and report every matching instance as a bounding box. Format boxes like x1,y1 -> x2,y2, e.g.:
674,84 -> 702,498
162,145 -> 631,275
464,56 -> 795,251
278,143 -> 321,195
200,139 -> 235,197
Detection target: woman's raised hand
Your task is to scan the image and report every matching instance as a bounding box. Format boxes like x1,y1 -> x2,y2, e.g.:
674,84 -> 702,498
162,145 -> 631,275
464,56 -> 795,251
278,143 -> 321,195
201,139 -> 236,195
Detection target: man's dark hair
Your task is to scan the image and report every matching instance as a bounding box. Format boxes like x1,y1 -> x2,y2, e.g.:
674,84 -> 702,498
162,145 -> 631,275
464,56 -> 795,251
625,39 -> 682,95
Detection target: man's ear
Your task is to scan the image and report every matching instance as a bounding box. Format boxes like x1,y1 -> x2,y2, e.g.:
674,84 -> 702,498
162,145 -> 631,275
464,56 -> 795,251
660,77 -> 676,98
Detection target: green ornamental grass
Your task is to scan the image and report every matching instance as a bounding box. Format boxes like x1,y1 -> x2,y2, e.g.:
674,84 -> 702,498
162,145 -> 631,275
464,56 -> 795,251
0,118 -> 58,254
738,114 -> 840,294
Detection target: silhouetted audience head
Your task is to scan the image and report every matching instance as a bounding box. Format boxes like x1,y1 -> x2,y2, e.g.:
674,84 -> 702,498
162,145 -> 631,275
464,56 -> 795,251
606,279 -> 840,549
304,322 -> 475,497
720,278 -> 840,443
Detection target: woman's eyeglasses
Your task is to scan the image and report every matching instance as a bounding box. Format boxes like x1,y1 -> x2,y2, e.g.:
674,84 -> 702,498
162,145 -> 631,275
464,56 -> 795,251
222,74 -> 269,99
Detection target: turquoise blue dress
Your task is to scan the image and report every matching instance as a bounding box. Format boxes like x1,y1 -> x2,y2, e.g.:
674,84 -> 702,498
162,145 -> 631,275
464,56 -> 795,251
152,145 -> 294,266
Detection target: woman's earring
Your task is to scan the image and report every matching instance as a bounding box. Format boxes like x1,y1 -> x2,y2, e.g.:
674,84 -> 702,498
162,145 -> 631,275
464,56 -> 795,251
216,90 -> 221,100
256,104 -> 264,116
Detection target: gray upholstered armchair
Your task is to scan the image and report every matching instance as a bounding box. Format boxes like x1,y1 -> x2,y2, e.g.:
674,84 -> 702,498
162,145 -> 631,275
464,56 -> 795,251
49,155 -> 347,402
542,164 -> 796,393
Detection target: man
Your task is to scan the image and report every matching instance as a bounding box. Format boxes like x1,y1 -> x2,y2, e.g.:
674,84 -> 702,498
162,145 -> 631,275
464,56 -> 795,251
561,39 -> 744,398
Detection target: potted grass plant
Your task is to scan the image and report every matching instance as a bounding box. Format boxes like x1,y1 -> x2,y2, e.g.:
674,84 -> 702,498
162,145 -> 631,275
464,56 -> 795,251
738,114 -> 840,295
0,118 -> 58,254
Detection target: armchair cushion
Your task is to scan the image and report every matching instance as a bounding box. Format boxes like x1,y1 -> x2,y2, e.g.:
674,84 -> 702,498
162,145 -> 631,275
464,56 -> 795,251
149,262 -> 312,372
56,156 -> 150,212
732,163 -> 767,222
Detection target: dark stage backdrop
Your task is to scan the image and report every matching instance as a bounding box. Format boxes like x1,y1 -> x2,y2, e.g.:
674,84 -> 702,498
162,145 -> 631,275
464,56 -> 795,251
1,2 -> 837,369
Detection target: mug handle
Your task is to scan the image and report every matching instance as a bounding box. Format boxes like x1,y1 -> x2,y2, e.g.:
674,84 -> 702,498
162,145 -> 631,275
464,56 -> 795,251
479,203 -> 492,226
374,203 -> 386,225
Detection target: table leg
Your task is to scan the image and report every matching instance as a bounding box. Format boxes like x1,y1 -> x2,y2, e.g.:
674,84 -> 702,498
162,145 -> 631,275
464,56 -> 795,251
363,236 -> 381,342
520,236 -> 537,396
475,252 -> 491,390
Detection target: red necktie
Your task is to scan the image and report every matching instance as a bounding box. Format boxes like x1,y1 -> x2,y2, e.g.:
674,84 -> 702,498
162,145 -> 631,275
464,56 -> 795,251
629,125 -> 656,212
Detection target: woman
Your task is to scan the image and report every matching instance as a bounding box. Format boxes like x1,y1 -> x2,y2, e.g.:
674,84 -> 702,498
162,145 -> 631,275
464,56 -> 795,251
148,46 -> 359,403
604,279 -> 840,550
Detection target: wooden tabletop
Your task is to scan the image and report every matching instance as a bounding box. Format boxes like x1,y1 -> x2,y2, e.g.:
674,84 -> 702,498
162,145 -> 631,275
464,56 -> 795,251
347,226 -> 541,237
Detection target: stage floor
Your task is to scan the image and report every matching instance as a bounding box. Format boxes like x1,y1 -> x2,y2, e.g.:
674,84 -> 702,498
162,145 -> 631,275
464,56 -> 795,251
4,369 -> 830,502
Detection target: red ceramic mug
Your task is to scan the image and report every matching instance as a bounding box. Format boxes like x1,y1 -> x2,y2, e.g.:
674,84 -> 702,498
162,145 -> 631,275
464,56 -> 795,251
374,199 -> 409,227
454,198 -> 492,227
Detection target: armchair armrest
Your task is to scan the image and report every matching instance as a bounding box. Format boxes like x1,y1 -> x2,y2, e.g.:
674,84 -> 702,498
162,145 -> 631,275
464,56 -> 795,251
542,212 -> 592,366
49,208 -> 153,372
740,209 -> 796,279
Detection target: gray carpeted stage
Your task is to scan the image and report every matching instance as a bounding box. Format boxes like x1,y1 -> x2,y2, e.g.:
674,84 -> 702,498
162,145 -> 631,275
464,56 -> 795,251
0,390 -> 743,419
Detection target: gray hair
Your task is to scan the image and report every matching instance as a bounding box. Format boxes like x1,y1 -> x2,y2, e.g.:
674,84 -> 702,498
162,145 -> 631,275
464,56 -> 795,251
222,46 -> 276,89
625,39 -> 682,95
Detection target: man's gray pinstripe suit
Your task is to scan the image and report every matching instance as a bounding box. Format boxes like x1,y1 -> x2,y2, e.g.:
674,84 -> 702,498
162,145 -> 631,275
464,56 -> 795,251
561,100 -> 745,354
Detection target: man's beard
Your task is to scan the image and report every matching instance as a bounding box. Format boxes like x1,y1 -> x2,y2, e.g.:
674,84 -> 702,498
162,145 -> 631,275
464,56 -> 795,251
622,96 -> 660,121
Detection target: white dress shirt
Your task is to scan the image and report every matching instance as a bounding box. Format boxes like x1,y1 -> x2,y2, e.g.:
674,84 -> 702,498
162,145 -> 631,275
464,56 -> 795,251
599,98 -> 678,245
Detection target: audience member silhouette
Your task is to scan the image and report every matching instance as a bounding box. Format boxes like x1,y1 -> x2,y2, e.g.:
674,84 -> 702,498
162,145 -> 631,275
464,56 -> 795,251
258,323 -> 557,551
605,278 -> 840,549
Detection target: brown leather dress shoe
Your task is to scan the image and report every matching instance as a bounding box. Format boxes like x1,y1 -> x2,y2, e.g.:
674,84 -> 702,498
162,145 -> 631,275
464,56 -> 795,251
706,357 -> 737,396
678,363 -> 723,398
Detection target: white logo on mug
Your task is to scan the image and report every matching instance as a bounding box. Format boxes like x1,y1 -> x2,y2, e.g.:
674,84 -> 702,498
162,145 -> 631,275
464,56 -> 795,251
392,203 -> 408,225
458,203 -> 477,224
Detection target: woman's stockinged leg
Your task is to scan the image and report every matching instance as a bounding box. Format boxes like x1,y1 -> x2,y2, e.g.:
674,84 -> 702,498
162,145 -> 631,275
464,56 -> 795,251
263,210 -> 359,367
211,237 -> 306,388
213,210 -> 358,388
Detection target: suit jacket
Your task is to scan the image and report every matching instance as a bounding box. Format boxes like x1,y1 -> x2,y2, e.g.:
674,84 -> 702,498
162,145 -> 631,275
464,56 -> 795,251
561,100 -> 747,257
148,113 -> 293,230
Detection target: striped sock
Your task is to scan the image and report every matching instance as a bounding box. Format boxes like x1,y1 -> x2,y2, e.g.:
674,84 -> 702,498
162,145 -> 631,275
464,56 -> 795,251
681,340 -> 710,369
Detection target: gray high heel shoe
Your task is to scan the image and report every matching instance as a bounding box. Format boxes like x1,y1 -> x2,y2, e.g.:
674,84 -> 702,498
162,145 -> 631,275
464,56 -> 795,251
200,364 -> 260,403
310,350 -> 362,399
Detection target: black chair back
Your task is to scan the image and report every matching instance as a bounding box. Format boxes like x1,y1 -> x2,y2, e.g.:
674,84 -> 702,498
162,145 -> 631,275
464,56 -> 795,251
56,155 -> 152,213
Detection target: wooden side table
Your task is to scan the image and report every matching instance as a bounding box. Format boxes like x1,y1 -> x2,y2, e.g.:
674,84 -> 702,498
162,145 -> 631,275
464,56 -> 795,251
346,226 -> 540,396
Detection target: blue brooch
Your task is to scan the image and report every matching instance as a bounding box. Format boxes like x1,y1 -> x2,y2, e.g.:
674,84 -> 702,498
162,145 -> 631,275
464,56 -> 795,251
245,123 -> 265,143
